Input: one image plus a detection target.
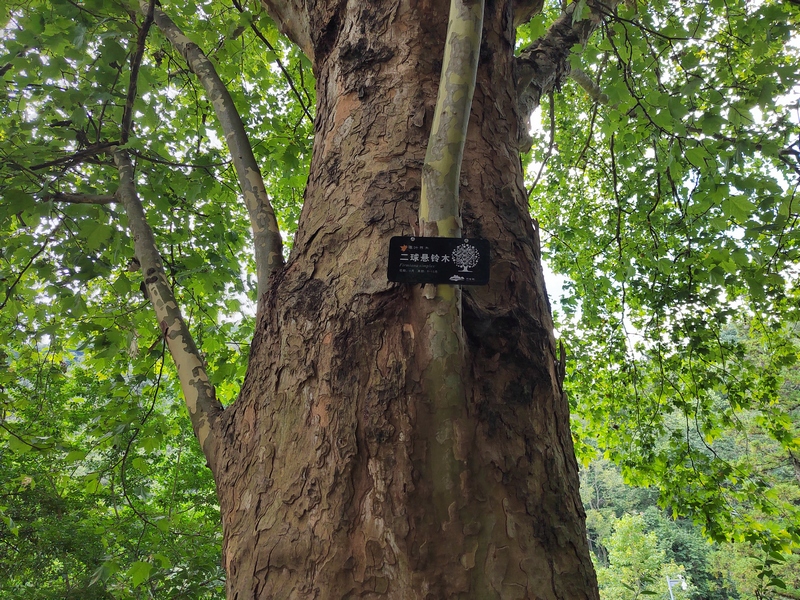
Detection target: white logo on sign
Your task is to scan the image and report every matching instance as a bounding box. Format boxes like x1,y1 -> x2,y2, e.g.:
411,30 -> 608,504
451,239 -> 480,273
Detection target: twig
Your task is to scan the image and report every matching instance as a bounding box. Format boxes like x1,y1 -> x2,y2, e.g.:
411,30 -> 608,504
129,148 -> 230,169
0,423 -> 48,451
28,142 -> 117,171
118,342 -> 166,528
527,90 -> 556,198
231,0 -> 313,123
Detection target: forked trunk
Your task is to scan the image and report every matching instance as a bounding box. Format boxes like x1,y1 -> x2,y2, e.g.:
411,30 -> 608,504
210,1 -> 598,597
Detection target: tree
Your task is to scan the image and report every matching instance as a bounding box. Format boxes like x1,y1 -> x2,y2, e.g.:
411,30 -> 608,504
579,460 -> 740,600
1,0 -> 798,599
595,514 -> 693,600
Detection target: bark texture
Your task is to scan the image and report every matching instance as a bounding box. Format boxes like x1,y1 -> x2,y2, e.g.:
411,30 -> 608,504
211,0 -> 598,597
415,0 -> 483,544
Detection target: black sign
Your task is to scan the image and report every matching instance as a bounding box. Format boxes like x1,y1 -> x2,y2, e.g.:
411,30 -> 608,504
387,236 -> 490,285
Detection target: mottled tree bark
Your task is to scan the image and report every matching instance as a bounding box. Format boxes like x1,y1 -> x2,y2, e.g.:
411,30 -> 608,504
208,0 -> 599,597
114,149 -> 223,465
144,1 -> 284,299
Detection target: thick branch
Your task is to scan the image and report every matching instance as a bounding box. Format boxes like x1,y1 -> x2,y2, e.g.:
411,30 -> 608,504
113,148 -> 223,467
570,66 -> 608,104
418,0 -> 484,526
260,0 -> 313,60
514,0 -> 545,27
515,0 -> 620,150
144,1 -> 284,300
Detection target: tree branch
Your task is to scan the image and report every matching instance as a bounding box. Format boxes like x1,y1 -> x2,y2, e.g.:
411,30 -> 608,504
143,1 -> 284,301
515,0 -> 620,150
420,0 -> 484,238
42,192 -> 116,205
418,0 -> 484,525
514,0 -> 545,27
28,142 -> 117,171
569,66 -> 608,104
121,0 -> 155,143
129,148 -> 231,169
113,148 -> 223,467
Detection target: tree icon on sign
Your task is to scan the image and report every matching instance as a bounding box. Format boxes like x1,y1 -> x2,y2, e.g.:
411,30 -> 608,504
452,240 -> 480,272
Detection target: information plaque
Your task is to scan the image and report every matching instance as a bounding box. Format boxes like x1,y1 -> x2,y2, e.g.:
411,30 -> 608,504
387,236 -> 490,285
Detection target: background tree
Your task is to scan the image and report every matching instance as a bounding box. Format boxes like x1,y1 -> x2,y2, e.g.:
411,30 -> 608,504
0,360 -> 225,598
595,513 -> 693,600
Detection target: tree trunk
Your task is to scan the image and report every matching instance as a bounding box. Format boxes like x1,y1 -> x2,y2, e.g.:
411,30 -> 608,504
210,1 -> 598,597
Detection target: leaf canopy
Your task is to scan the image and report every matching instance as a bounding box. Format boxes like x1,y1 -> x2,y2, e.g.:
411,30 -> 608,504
521,0 -> 800,580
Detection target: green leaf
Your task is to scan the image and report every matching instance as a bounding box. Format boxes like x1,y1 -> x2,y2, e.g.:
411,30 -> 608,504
722,195 -> 755,222
64,449 -> 88,462
685,146 -> 707,166
699,112 -> 726,135
128,561 -> 153,588
153,553 -> 172,569
89,560 -> 119,585
0,189 -> 35,219
668,96 -> 688,120
85,223 -> 114,250
572,0 -> 587,23
7,434 -> 32,455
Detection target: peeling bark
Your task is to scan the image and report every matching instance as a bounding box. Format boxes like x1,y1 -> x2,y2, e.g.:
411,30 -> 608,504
513,0 -> 545,27
114,149 -> 223,467
420,0 -> 483,239
569,66 -> 609,104
260,0 -> 314,60
211,1 -> 599,597
144,1 -> 284,300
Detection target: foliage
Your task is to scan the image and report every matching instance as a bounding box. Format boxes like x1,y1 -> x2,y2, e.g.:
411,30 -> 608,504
0,0 -> 313,376
0,359 -> 223,598
581,460 -> 766,600
0,0 -> 313,595
523,0 -> 800,583
709,540 -> 800,600
595,513 -> 693,600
